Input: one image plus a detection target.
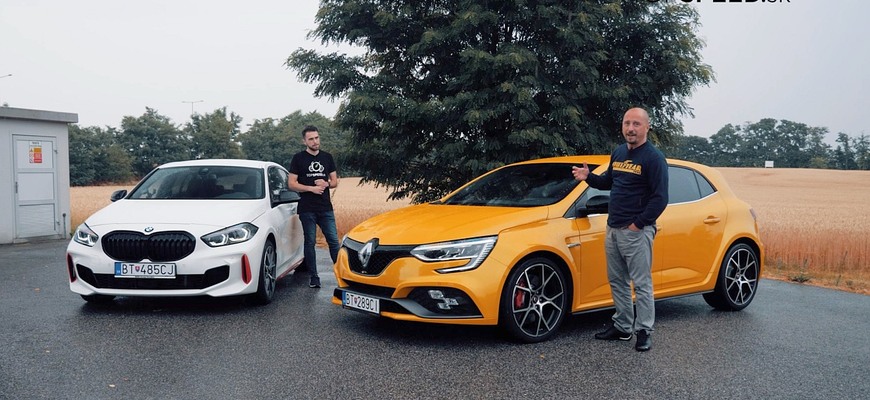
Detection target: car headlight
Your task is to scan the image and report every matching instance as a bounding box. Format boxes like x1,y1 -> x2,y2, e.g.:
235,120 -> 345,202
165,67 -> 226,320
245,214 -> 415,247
411,236 -> 497,273
73,223 -> 99,247
201,223 -> 259,247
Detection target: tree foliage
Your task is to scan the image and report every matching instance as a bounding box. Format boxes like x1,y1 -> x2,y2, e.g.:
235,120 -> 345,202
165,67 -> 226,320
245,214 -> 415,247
68,108 -> 341,185
241,110 -> 338,168
186,107 -> 244,159
67,108 -> 870,187
69,125 -> 133,185
287,0 -> 713,202
663,118 -> 854,170
118,108 -> 190,177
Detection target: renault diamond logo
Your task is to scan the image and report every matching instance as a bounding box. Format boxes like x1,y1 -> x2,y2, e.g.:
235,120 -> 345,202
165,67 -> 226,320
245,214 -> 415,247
144,226 -> 154,233
358,238 -> 378,270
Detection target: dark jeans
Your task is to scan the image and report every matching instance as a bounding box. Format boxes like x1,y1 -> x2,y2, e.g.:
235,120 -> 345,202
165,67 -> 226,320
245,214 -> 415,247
298,210 -> 340,278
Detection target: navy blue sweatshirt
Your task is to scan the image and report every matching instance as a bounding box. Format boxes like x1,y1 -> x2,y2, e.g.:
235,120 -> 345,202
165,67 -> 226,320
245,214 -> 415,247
585,142 -> 668,229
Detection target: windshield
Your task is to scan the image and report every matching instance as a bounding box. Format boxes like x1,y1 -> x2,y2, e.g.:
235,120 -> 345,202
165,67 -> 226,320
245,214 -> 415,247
128,166 -> 265,200
441,163 -> 584,207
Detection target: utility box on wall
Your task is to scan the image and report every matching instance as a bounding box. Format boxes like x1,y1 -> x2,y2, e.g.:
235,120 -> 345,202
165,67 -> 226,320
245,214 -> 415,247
0,107 -> 78,244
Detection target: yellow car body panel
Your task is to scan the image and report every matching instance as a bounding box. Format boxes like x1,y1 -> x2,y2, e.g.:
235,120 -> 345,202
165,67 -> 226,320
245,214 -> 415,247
332,155 -> 763,335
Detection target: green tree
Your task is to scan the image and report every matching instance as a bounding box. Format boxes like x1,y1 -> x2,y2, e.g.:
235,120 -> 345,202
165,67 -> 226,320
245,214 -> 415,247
802,125 -> 832,169
833,132 -> 858,170
240,111 -> 348,169
854,134 -> 870,170
709,124 -> 743,167
117,108 -> 190,177
287,1 -> 713,202
771,120 -> 829,168
99,134 -> 135,183
706,119 -> 832,168
661,134 -> 713,164
739,119 -> 778,167
69,125 -> 134,185
69,125 -> 102,185
186,107 -> 244,159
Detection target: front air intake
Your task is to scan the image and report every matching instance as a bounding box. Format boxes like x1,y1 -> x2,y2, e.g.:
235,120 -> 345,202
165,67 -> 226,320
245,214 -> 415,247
101,231 -> 196,262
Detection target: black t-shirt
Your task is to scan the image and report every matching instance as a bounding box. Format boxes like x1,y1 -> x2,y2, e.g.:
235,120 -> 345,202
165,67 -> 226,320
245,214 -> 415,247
288,150 -> 337,213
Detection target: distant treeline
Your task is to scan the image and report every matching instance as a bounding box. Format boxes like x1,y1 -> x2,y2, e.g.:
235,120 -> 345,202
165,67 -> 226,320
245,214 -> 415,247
662,118 -> 869,170
70,109 -> 869,186
69,107 -> 357,186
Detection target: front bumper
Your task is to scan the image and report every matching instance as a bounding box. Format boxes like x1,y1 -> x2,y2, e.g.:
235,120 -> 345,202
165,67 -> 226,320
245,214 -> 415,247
66,238 -> 264,298
331,242 -> 509,325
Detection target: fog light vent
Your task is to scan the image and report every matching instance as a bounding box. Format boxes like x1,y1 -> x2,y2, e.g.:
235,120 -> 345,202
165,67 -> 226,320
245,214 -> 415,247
428,290 -> 460,310
408,287 -> 481,317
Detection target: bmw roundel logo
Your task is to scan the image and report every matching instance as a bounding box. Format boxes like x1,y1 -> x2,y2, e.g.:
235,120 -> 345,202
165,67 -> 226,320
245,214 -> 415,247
144,226 -> 154,233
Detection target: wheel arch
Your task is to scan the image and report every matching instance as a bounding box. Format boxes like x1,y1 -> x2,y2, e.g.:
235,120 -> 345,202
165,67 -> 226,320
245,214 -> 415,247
497,250 -> 575,320
727,236 -> 763,276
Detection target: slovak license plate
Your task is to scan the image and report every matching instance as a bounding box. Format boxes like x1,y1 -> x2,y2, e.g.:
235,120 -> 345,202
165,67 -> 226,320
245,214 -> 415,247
114,262 -> 176,278
343,292 -> 380,314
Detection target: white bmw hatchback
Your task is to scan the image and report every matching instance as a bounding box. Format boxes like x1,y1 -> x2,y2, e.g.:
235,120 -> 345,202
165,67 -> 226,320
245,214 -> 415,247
66,159 -> 305,305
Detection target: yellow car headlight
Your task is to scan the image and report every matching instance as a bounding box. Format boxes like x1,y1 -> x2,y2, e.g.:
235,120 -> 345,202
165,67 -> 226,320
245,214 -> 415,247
411,236 -> 497,273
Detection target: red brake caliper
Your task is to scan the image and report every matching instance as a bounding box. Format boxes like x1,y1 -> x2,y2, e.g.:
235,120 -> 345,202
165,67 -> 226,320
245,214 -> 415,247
514,278 -> 527,308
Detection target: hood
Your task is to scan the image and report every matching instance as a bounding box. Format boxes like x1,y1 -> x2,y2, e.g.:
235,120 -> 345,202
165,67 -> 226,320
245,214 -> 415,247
348,203 -> 550,245
83,199 -> 267,232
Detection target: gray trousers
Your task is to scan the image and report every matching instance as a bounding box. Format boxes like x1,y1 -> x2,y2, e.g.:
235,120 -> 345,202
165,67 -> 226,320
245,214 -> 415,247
604,225 -> 656,334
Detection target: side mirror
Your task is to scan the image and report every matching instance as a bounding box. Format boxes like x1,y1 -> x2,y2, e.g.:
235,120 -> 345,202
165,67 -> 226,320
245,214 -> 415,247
576,194 -> 609,217
110,189 -> 128,202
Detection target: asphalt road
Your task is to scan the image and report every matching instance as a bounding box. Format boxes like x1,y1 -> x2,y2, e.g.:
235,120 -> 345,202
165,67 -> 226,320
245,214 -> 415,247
1,239 -> 867,400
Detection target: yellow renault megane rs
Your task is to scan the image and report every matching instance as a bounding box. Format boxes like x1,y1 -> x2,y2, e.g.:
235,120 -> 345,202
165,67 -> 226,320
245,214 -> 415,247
332,156 -> 763,342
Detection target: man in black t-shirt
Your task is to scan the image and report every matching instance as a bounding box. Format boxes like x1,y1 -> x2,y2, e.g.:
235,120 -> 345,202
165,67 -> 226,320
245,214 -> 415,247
288,125 -> 340,289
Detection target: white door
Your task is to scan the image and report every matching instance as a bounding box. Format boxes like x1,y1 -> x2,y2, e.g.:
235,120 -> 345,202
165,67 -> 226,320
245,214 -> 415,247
13,135 -> 60,238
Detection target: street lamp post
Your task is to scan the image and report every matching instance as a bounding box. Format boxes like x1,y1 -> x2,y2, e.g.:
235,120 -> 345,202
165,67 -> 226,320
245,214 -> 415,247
182,100 -> 204,114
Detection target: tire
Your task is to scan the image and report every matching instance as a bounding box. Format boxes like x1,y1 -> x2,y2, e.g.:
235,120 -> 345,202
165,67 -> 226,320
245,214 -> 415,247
500,257 -> 569,343
251,240 -> 277,305
80,294 -> 115,304
703,243 -> 760,311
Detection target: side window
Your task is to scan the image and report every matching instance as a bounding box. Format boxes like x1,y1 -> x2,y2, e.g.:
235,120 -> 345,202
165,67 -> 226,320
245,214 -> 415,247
695,171 -> 716,198
268,167 -> 289,200
564,186 -> 611,218
668,166 -> 701,204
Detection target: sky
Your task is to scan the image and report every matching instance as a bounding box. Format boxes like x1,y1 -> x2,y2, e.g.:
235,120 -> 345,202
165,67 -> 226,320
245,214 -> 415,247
1,0 -> 868,143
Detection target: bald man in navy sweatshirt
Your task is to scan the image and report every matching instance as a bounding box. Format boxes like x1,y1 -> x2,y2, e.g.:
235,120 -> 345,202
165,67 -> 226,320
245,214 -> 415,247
572,107 -> 668,352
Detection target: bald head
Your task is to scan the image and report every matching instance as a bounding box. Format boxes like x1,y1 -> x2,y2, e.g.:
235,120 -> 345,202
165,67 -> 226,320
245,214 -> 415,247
622,108 -> 650,149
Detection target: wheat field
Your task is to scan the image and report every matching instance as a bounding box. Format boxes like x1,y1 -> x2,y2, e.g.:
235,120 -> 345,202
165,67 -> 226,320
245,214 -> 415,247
718,168 -> 869,294
71,170 -> 869,294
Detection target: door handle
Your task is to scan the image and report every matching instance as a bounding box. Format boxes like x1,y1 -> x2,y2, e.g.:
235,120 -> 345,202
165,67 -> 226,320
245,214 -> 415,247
703,217 -> 721,224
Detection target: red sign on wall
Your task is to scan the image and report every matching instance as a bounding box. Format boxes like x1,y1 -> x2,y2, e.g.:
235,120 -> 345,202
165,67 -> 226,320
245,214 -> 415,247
29,142 -> 43,164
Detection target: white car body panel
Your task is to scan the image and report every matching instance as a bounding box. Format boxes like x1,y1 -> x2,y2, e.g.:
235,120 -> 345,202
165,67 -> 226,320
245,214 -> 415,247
66,159 -> 304,301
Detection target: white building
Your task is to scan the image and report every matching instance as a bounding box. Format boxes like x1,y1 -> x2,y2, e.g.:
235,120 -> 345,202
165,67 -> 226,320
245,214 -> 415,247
0,107 -> 77,244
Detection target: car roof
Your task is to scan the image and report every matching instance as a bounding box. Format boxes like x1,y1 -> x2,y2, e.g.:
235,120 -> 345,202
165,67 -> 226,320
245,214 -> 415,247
515,155 -> 612,166
158,159 -> 281,169
513,155 -> 711,170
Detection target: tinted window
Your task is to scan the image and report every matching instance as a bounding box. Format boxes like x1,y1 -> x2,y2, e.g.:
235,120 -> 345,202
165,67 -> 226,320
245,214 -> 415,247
565,186 -> 611,218
129,166 -> 264,200
268,167 -> 290,200
668,166 -> 701,204
696,172 -> 716,198
442,163 -> 581,207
